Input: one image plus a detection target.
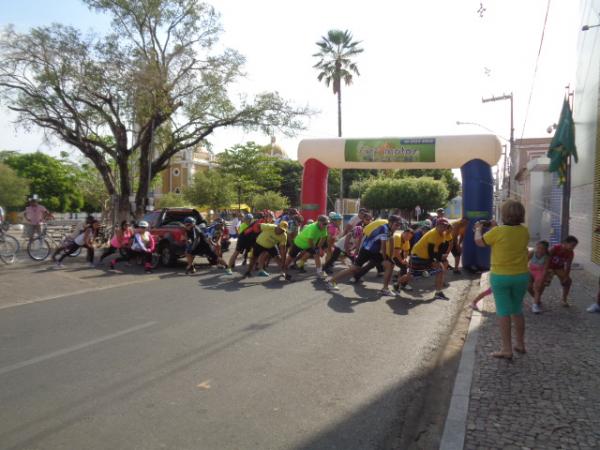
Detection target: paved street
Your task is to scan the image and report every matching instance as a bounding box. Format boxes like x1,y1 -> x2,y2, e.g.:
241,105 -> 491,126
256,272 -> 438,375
0,258 -> 476,450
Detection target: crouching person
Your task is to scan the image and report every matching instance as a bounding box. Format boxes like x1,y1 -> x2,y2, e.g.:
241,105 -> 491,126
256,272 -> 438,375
182,217 -> 227,274
244,221 -> 288,278
110,220 -> 155,273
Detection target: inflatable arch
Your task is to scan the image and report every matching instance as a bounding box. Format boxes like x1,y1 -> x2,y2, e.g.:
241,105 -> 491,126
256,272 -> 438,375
297,135 -> 502,270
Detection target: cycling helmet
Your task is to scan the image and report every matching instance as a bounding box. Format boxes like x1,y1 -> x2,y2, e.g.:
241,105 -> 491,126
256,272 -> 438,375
244,213 -> 254,221
183,216 -> 196,225
317,214 -> 330,224
329,212 -> 343,221
138,220 -> 149,228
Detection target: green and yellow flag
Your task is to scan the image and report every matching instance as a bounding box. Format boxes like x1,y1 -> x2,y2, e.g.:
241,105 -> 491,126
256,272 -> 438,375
547,98 -> 577,185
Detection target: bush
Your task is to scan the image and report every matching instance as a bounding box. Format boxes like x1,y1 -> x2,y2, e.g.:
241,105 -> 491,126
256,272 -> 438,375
252,191 -> 290,211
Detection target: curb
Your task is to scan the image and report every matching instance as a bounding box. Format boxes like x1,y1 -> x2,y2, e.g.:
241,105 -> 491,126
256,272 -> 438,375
439,273 -> 488,450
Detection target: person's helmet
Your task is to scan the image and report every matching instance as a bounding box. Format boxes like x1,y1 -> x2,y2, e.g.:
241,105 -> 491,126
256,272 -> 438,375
329,212 -> 343,221
183,217 -> 196,225
244,213 -> 254,221
138,220 -> 149,228
278,221 -> 289,230
436,208 -> 445,214
198,223 -> 207,229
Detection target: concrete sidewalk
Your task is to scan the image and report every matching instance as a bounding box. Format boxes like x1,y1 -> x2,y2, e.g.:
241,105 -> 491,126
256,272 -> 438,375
463,269 -> 600,449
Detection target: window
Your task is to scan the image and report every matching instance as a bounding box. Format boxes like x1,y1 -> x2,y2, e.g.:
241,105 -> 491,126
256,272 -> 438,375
173,168 -> 180,177
174,187 -> 181,194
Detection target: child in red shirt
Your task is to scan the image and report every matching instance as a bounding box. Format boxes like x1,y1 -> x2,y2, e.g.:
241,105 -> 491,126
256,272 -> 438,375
545,235 -> 578,307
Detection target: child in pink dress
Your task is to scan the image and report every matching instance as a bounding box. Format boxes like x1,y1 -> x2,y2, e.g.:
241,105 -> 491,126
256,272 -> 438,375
527,240 -> 549,314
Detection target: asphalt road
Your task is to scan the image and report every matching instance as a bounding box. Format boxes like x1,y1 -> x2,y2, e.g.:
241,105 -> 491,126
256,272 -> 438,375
0,263 -> 474,450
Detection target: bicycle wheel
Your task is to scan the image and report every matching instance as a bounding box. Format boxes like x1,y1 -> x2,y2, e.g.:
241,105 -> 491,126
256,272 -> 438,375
27,237 -> 52,261
0,234 -> 20,264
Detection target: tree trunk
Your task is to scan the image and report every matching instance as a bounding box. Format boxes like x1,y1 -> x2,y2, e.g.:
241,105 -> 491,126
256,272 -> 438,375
337,86 -> 343,212
117,157 -> 133,222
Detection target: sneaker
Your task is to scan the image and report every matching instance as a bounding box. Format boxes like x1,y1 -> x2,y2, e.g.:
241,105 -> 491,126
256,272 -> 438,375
379,289 -> 397,297
258,270 -> 270,277
54,262 -> 65,269
326,280 -> 340,291
532,303 -> 542,314
350,276 -> 361,284
434,291 -> 449,300
401,284 -> 413,291
316,270 -> 327,279
586,303 -> 600,313
224,268 -> 233,275
421,270 -> 430,278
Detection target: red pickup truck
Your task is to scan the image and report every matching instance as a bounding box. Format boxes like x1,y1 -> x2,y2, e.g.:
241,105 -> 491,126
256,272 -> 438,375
142,208 -> 207,267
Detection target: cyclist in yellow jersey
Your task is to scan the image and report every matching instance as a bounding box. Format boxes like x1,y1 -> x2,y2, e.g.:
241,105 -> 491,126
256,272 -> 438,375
399,219 -> 453,299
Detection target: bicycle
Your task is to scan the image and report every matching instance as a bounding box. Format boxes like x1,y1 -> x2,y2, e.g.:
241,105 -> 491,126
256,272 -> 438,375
27,224 -> 82,261
0,223 -> 20,264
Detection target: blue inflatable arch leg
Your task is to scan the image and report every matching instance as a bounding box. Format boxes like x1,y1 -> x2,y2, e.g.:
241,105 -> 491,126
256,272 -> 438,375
461,159 -> 494,271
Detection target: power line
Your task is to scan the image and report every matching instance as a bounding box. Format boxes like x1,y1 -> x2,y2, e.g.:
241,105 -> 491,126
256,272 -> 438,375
520,0 -> 552,140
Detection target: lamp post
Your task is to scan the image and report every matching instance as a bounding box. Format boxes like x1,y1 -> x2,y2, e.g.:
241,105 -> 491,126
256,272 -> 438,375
481,93 -> 514,198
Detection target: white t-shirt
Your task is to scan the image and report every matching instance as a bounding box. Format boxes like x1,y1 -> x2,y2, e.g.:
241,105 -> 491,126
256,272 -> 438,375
334,234 -> 348,251
229,217 -> 241,235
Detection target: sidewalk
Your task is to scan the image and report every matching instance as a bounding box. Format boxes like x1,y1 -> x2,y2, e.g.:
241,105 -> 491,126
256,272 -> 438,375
463,269 -> 600,449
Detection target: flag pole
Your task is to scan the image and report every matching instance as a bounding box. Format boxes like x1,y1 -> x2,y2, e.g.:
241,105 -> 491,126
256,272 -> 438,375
561,154 -> 571,240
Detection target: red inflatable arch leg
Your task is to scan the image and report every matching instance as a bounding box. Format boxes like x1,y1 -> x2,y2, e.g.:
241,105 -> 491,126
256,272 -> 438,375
300,158 -> 328,221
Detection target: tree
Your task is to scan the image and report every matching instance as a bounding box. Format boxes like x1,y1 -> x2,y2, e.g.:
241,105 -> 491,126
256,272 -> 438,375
313,29 -> 363,137
361,178 -> 448,213
0,0 -> 310,220
3,152 -> 83,212
0,163 -> 29,208
156,192 -> 189,208
272,159 -> 302,207
394,169 -> 460,202
77,161 -> 111,213
216,142 -> 282,202
185,170 -> 234,212
252,191 -> 289,212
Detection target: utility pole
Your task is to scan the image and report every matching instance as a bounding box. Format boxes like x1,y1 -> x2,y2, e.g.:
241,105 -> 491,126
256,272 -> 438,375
482,93 -> 514,198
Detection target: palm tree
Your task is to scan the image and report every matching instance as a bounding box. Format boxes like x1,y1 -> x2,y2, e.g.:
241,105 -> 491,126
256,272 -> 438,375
313,29 -> 363,210
313,29 -> 364,138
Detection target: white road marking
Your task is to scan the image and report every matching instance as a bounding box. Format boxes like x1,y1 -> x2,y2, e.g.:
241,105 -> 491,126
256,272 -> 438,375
197,380 -> 211,389
0,321 -> 157,376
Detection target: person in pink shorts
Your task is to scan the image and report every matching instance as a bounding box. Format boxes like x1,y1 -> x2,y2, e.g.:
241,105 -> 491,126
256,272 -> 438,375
527,240 -> 549,314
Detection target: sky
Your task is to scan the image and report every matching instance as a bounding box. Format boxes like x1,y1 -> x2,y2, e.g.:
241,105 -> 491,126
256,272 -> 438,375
0,0 -> 583,171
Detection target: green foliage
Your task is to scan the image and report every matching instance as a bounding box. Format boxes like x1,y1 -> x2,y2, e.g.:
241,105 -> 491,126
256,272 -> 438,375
252,191 -> 289,212
3,152 -> 84,212
216,142 -> 282,201
156,192 -> 189,208
0,0 -> 310,217
313,30 -> 364,95
361,178 -> 448,211
272,159 -> 303,207
0,163 -> 30,208
394,169 -> 460,202
185,170 -> 234,212
76,162 -> 110,213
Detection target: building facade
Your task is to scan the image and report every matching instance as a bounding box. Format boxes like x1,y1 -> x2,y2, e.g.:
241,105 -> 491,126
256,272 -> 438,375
571,0 -> 600,270
157,146 -> 215,196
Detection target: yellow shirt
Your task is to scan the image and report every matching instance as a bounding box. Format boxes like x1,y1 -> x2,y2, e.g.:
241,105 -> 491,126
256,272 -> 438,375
362,219 -> 388,237
256,224 -> 287,249
483,225 -> 529,275
387,232 -> 411,257
411,228 -> 453,259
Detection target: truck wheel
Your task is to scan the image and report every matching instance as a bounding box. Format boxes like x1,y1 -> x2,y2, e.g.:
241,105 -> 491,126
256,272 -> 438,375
159,243 -> 178,267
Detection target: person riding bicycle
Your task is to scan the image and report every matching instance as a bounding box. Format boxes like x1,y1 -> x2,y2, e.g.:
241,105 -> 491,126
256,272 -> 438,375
24,195 -> 54,238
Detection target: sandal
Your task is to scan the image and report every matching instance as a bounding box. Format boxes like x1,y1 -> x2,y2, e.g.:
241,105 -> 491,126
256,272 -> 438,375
491,351 -> 513,360
513,346 -> 527,354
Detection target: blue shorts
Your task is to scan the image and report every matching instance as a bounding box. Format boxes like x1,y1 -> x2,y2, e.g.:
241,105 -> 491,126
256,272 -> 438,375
490,272 -> 530,317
